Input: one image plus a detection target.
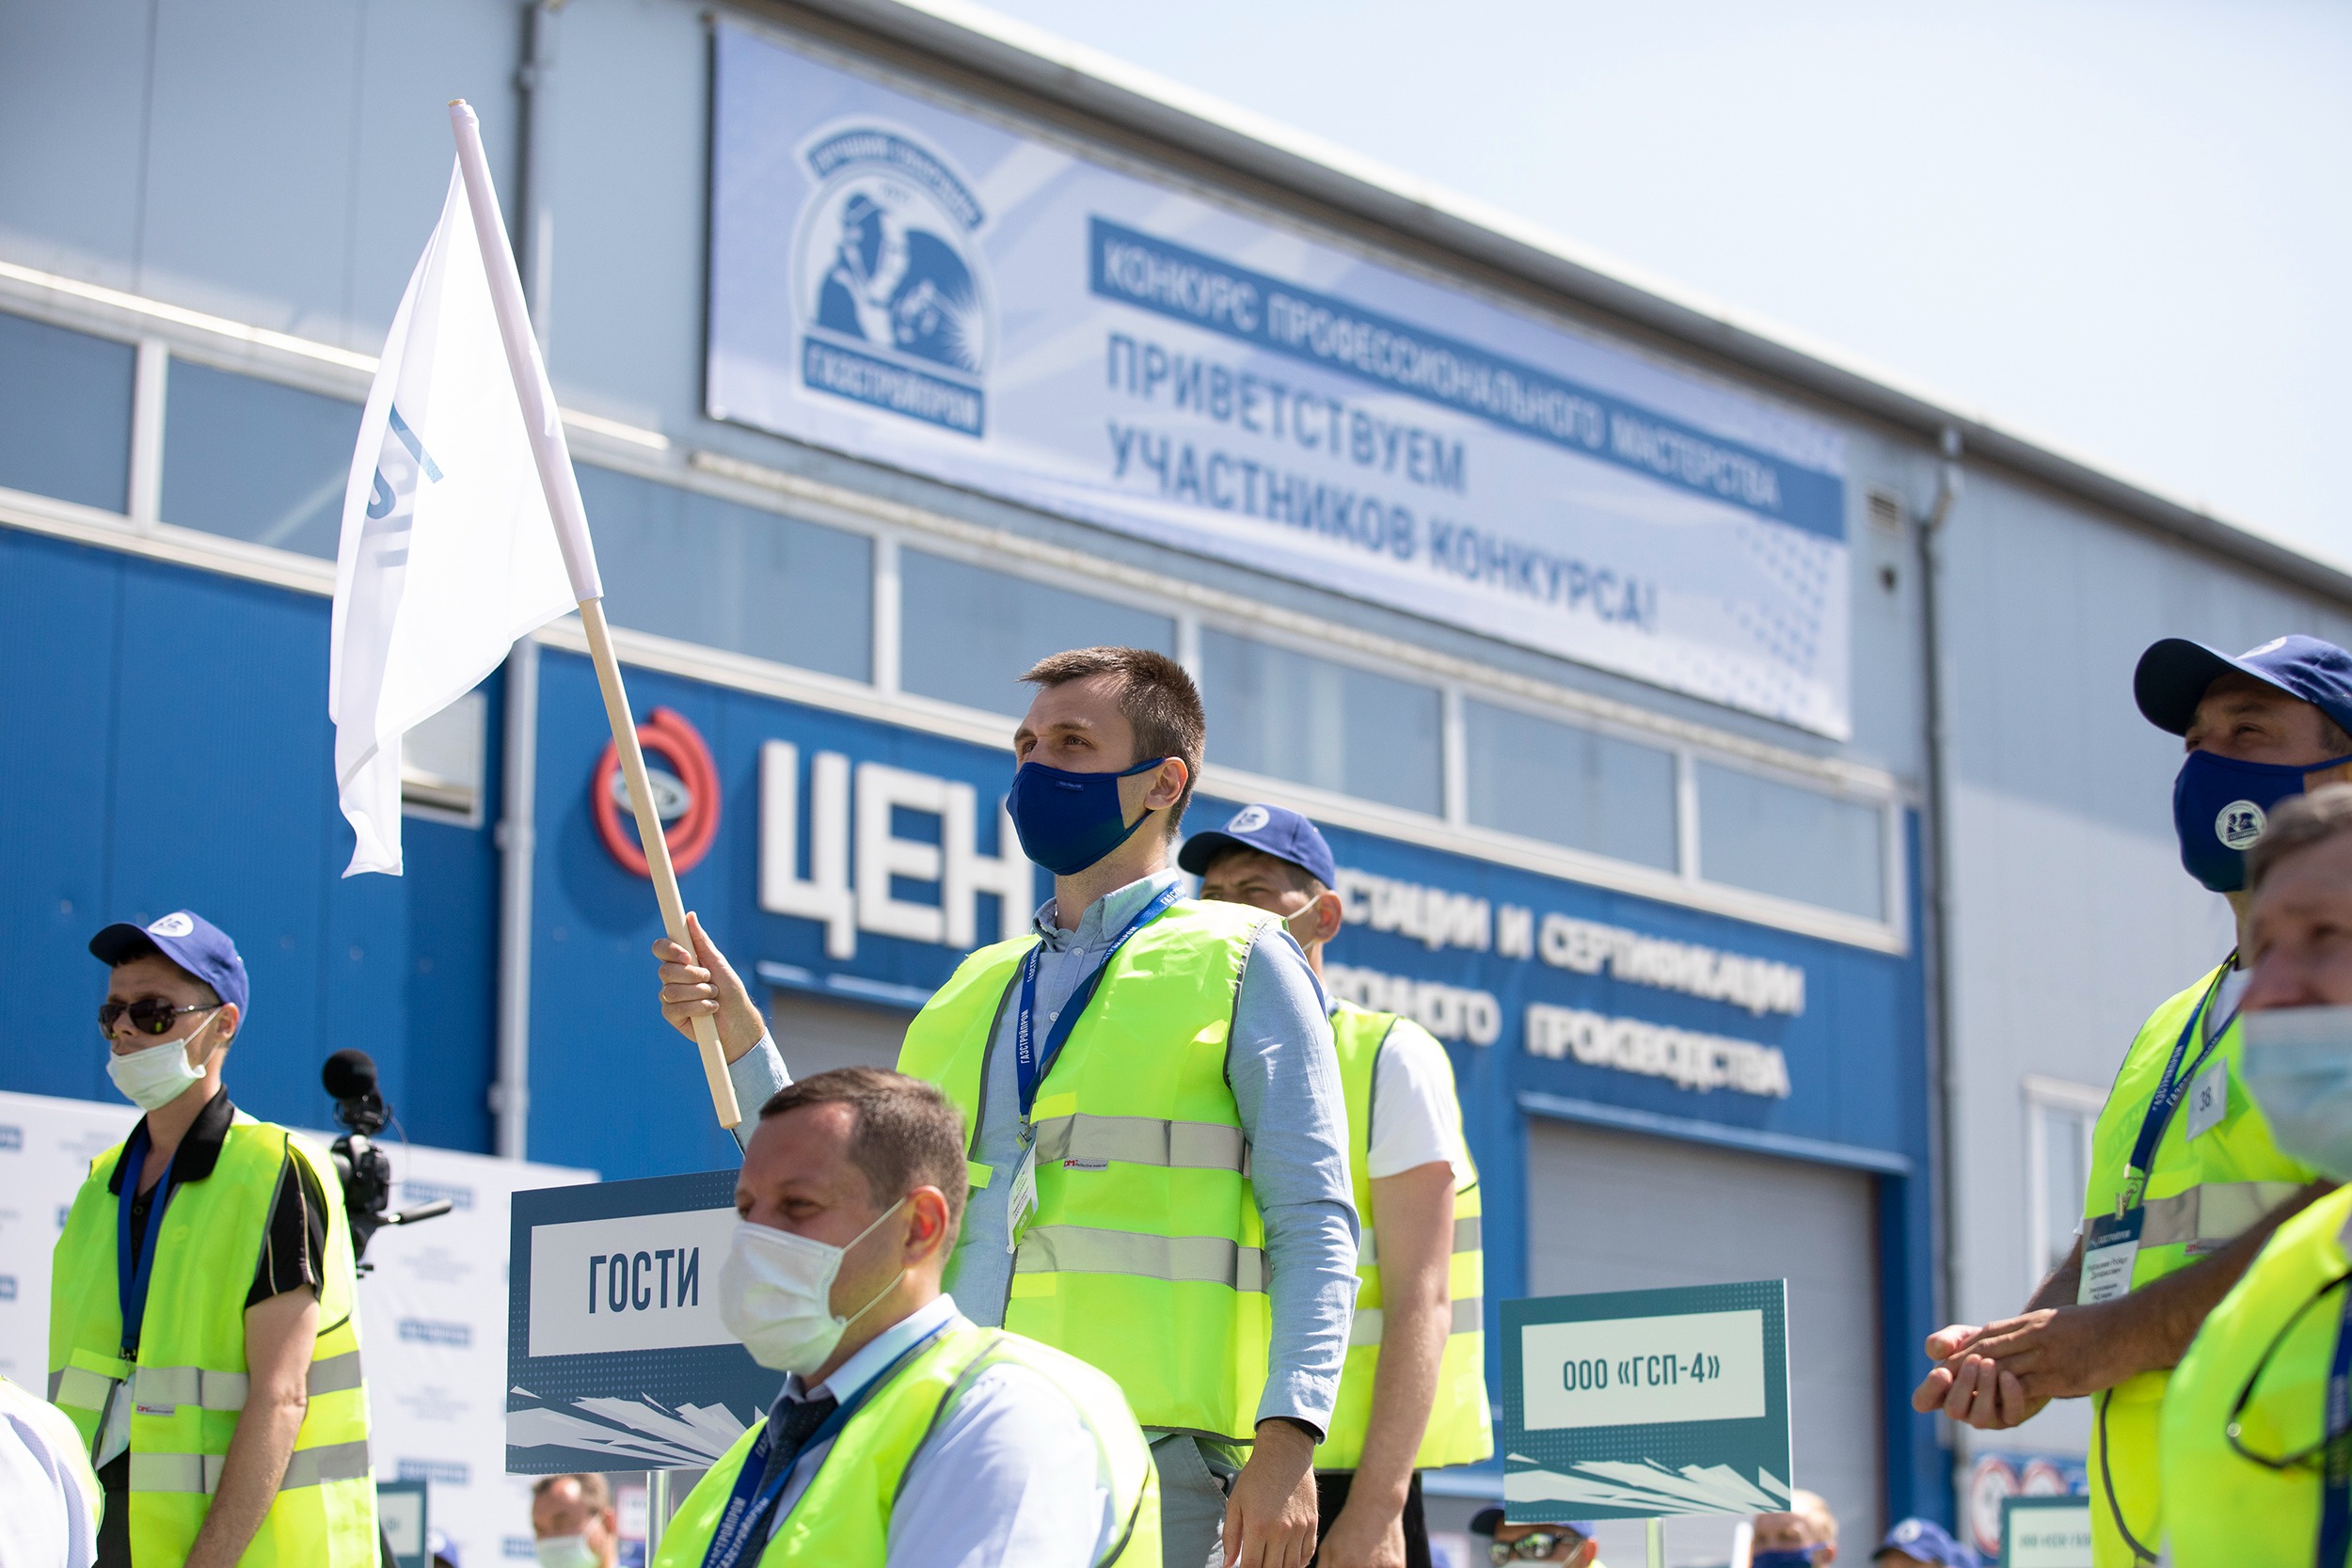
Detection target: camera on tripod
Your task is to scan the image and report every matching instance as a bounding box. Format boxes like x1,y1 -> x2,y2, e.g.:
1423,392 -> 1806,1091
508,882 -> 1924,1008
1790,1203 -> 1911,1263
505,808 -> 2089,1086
323,1048 -> 452,1265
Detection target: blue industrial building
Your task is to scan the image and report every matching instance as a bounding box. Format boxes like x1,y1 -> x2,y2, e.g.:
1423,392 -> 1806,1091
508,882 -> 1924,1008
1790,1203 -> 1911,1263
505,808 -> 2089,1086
5,3 -> 2346,1559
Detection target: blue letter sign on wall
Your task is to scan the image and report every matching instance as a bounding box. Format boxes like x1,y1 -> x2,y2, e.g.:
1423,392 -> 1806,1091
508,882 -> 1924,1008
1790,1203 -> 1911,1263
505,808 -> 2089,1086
506,1171 -> 779,1474
1502,1281 -> 1793,1523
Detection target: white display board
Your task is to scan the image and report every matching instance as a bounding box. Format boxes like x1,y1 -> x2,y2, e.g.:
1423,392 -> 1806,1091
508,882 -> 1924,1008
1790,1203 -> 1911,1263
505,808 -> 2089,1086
0,1091 -> 593,1568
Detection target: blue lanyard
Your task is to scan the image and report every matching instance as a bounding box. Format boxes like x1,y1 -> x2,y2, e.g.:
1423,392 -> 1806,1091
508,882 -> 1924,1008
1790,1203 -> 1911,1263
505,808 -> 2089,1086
2319,1288 -> 2352,1567
115,1124 -> 179,1359
697,1323 -> 949,1568
2122,964 -> 2239,1204
1012,885 -> 1182,1127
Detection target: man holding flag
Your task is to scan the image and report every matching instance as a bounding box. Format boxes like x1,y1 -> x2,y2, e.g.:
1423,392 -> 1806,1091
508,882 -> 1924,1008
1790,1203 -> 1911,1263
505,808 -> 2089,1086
333,104 -> 1173,1568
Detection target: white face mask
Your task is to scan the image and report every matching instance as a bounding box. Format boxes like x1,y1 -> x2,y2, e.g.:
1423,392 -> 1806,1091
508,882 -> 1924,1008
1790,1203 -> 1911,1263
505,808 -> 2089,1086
717,1200 -> 906,1376
532,1536 -> 600,1568
105,1015 -> 217,1111
2240,1005 -> 2352,1179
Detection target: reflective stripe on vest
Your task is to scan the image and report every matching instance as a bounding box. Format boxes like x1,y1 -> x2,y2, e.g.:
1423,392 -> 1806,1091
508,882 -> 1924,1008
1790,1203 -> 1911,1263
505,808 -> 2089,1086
1312,1005 -> 1493,1472
898,896 -> 1274,1440
129,1351 -> 367,1413
2157,1185 -> 2352,1566
2084,966 -> 2317,1568
1348,1297 -> 1486,1349
2138,1182 -> 2307,1248
653,1321 -> 1159,1568
1359,1215 -> 1483,1270
48,1114 -> 376,1567
131,1438 -> 374,1495
1034,1114 -> 1249,1173
1013,1226 -> 1268,1291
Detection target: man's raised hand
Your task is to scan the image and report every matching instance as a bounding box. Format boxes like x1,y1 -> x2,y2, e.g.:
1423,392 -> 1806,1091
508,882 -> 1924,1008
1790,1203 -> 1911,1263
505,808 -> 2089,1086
652,911 -> 765,1064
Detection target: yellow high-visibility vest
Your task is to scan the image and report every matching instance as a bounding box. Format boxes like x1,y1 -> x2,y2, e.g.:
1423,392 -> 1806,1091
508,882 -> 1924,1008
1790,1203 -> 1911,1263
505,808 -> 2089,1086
49,1111 -> 375,1567
2158,1184 -> 2352,1566
2082,963 -> 2313,1566
898,896 -> 1280,1440
1314,1003 -> 1490,1471
653,1319 -> 1157,1567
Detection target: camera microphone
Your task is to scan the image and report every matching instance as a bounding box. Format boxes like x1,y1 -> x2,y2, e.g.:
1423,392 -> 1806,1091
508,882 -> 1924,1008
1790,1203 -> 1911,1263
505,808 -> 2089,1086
320,1047 -> 448,1263
322,1048 -> 378,1102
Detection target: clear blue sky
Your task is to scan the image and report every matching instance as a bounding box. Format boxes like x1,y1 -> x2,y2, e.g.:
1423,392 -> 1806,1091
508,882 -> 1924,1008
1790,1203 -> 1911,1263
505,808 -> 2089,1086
972,0 -> 2351,567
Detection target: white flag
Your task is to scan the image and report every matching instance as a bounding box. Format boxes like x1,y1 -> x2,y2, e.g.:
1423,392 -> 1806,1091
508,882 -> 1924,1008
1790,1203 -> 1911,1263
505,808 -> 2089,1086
330,159 -> 578,876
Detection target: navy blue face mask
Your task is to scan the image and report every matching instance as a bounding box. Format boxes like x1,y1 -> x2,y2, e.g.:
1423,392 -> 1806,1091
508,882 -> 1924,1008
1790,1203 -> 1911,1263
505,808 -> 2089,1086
1748,1551 -> 1820,1568
1007,757 -> 1170,877
2172,748 -> 2352,893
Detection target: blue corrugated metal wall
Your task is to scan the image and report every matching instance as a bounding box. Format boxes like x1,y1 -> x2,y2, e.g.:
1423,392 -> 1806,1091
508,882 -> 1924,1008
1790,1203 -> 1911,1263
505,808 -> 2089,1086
0,530 -> 502,1149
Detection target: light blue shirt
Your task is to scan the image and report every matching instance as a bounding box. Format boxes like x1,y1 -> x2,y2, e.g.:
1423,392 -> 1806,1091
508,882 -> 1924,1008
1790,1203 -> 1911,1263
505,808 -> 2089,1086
755,1294 -> 1125,1567
728,867 -> 1359,1433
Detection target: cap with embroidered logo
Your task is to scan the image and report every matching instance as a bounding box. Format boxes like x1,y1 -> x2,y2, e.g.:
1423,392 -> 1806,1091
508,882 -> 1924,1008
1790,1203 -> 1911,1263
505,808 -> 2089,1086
1177,802 -> 1338,889
88,910 -> 249,1020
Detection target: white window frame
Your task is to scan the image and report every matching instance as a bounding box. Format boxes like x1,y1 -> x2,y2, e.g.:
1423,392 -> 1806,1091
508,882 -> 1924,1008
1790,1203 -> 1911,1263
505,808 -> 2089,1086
2024,1074 -> 2107,1288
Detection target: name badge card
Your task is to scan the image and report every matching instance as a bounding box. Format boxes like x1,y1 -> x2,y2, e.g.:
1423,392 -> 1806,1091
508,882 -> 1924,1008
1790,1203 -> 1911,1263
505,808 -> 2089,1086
2079,1210 -> 2142,1305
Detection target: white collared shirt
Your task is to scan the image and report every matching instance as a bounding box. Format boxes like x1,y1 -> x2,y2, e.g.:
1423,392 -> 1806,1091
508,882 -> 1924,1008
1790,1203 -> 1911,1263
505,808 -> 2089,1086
758,1295 -> 1123,1568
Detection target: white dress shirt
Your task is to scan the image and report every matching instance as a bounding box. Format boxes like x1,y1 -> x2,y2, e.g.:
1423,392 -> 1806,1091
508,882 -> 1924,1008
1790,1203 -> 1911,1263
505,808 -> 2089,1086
757,1294 -> 1125,1568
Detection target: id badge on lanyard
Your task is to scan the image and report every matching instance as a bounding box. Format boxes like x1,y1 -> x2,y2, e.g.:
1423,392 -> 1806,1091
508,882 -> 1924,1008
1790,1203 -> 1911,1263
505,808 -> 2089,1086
2079,1209 -> 2143,1306
1004,885 -> 1181,1253
2080,969 -> 2234,1307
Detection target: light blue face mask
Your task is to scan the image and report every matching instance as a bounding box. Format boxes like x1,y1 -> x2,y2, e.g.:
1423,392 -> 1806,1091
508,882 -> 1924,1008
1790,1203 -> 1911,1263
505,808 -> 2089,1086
2238,1006 -> 2352,1180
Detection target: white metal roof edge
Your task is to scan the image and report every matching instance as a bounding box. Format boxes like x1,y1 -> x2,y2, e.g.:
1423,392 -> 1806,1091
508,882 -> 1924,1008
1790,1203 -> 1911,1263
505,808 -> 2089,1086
767,0 -> 2352,604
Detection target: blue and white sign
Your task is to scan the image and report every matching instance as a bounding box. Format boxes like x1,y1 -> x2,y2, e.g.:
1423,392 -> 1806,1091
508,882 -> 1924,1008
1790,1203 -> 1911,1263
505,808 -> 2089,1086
507,1170 -> 780,1475
707,23 -> 1853,736
1502,1281 -> 1793,1522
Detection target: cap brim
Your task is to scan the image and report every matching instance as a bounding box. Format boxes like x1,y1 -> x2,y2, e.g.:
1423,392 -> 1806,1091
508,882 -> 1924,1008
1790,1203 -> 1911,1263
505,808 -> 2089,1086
1176,831 -> 1248,876
88,922 -> 161,966
2134,637 -> 2295,736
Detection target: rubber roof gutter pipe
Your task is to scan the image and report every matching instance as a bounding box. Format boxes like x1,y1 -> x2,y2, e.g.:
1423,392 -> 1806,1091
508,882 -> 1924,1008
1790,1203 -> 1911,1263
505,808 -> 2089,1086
1916,427 -> 1964,1495
493,0 -> 565,1161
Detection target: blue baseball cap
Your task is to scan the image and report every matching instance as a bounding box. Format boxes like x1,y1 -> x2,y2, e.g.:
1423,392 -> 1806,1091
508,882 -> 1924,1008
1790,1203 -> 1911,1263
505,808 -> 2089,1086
1872,1517 -> 1978,1568
1177,802 -> 1338,889
89,910 -> 249,1020
2135,634 -> 2352,739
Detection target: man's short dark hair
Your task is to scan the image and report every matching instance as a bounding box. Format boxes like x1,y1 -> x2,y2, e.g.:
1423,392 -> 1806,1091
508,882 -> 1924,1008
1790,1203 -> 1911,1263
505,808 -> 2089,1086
1021,645 -> 1206,832
759,1068 -> 970,1240
1201,843 -> 1327,898
2249,783 -> 2352,892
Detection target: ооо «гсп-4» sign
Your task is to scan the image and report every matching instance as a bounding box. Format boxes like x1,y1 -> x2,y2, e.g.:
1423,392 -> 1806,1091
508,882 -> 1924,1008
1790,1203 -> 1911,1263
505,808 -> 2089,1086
1502,1281 -> 1793,1524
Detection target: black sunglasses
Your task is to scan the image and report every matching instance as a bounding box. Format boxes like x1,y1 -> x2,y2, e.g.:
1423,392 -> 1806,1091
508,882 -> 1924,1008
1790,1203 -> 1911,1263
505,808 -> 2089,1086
99,997 -> 220,1038
2225,1267 -> 2352,1472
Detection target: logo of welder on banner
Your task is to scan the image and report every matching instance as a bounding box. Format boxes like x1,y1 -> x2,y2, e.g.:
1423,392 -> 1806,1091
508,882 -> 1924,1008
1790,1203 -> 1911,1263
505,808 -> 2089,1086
793,123 -> 991,437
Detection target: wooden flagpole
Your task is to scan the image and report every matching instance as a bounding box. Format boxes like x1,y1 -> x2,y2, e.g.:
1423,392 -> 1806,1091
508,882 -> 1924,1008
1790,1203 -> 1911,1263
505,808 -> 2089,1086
449,99 -> 740,1129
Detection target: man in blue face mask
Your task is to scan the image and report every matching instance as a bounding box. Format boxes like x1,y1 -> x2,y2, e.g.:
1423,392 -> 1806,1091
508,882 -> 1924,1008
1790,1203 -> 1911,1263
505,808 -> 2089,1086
1909,634 -> 2352,1567
654,646 -> 1357,1568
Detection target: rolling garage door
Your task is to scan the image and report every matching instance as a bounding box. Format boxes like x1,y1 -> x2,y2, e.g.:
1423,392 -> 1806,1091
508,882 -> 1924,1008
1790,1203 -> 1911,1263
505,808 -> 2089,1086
1527,1119 -> 1883,1561
761,991 -> 914,1076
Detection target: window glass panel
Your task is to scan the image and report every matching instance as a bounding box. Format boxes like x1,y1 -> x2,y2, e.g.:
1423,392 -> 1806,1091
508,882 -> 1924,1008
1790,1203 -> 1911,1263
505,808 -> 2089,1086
1200,629 -> 1441,815
0,312 -> 135,512
579,465 -> 872,681
899,550 -> 1174,716
161,360 -> 360,558
1464,700 -> 1677,868
2039,1104 -> 2090,1276
1696,762 -> 1885,918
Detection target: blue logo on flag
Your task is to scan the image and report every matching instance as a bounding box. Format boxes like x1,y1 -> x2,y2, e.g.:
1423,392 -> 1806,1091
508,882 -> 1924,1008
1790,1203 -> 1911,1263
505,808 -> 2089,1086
795,124 -> 989,436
